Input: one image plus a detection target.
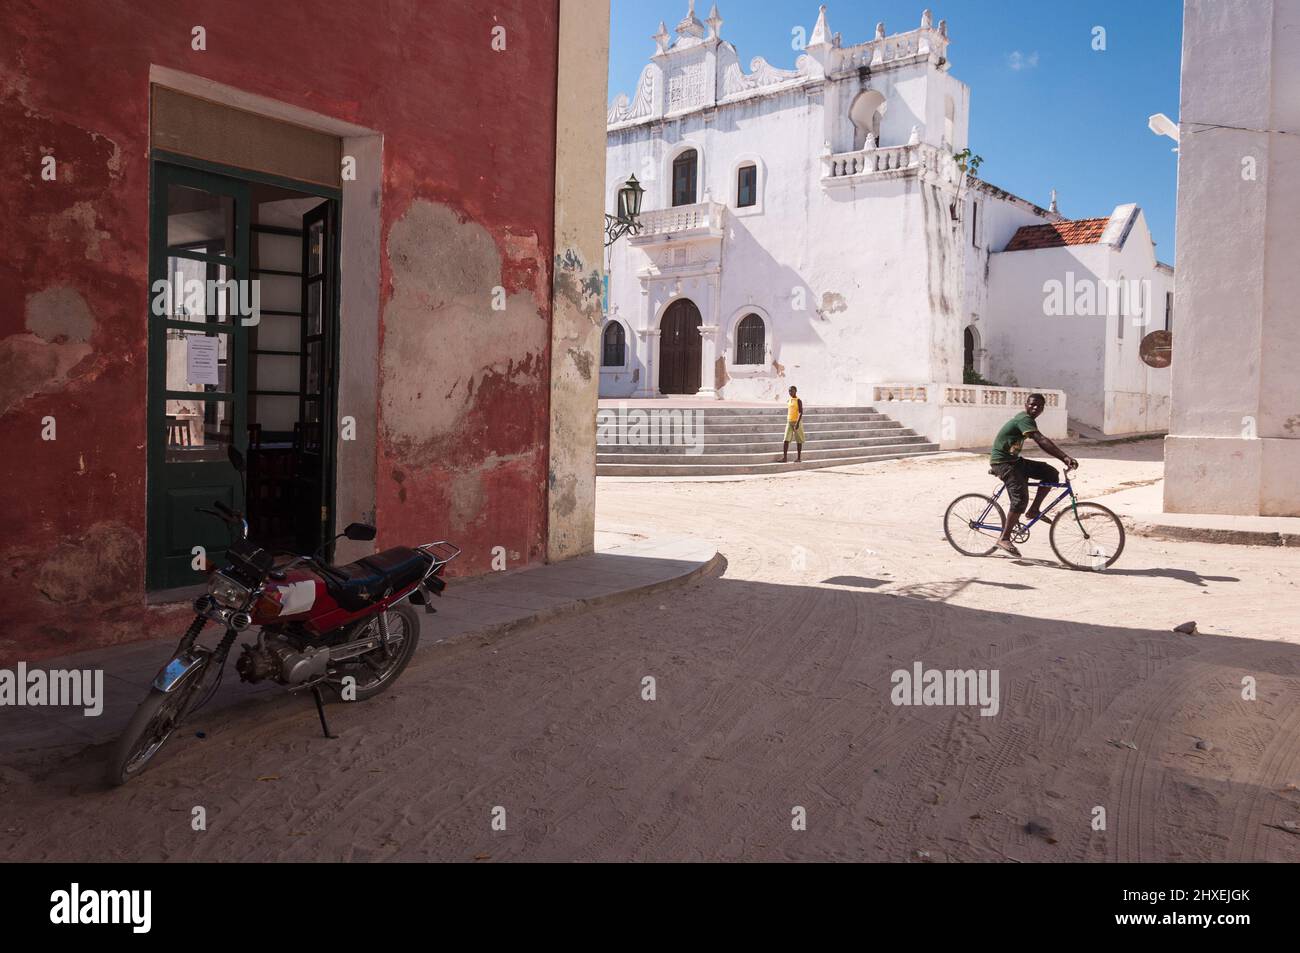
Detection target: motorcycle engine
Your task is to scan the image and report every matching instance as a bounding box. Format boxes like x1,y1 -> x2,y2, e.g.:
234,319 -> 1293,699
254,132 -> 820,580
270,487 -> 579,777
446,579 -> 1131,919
236,636 -> 331,685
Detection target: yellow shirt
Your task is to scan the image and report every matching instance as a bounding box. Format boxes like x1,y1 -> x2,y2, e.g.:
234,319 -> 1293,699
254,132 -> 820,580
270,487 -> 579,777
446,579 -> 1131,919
787,397 -> 801,422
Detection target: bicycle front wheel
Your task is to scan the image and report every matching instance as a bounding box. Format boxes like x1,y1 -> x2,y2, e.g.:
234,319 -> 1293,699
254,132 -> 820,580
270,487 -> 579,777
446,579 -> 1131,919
944,493 -> 1006,557
1050,502 -> 1125,570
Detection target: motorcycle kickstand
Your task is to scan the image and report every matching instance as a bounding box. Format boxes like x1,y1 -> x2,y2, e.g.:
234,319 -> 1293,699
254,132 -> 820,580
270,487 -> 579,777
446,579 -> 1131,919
310,685 -> 337,739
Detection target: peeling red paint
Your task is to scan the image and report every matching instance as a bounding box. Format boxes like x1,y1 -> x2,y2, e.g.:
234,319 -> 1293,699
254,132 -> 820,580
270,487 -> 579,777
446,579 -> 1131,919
0,1 -> 562,663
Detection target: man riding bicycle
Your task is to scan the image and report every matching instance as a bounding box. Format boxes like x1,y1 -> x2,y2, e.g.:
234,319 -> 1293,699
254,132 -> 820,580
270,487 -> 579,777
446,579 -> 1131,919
990,393 -> 1077,557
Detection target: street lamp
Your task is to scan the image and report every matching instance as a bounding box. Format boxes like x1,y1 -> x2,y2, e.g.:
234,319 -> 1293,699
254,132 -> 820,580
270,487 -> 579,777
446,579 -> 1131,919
605,175 -> 645,246
1148,113 -> 1180,143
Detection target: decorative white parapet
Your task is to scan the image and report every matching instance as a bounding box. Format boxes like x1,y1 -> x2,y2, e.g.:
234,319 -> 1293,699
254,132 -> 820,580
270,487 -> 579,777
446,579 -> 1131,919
628,200 -> 726,243
823,143 -> 920,179
822,141 -> 963,187
607,6 -> 951,131
833,12 -> 951,73
861,382 -> 1067,450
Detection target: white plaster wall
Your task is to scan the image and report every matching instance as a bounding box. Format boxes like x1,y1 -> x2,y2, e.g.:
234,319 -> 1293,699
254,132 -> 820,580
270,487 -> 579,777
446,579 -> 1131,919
986,244 -> 1109,428
985,210 -> 1172,435
1100,211 -> 1172,434
960,183 -> 1059,378
1165,0 -> 1300,515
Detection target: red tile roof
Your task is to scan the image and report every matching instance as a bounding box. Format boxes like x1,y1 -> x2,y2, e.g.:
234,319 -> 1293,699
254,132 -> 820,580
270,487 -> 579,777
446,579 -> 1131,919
1003,217 -> 1109,251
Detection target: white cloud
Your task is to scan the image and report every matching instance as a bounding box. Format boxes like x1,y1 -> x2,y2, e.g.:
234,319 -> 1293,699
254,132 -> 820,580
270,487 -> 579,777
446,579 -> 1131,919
1007,50 -> 1040,71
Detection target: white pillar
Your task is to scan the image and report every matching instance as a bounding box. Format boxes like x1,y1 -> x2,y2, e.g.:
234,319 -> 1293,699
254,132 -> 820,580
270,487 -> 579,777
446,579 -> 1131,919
1164,0 -> 1300,516
696,324 -> 720,399
634,328 -> 660,397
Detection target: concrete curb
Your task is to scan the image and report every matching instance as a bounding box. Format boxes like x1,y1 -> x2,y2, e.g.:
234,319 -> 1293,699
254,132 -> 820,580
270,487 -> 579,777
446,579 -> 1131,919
0,534 -> 722,757
458,550 -> 725,640
1125,518 -> 1299,548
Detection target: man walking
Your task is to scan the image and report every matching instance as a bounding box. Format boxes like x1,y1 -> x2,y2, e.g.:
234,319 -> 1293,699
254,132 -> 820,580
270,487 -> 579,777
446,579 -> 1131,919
990,393 -> 1077,556
781,385 -> 805,463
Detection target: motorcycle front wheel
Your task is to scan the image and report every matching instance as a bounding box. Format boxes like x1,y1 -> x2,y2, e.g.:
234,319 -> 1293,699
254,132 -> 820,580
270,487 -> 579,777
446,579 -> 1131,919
105,662 -> 208,787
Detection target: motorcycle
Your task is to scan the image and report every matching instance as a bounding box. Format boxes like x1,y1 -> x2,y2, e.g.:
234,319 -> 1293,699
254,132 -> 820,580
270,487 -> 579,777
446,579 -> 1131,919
106,446 -> 459,786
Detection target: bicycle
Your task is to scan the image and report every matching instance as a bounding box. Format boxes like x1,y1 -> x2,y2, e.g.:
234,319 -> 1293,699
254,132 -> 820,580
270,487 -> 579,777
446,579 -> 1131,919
943,465 -> 1125,570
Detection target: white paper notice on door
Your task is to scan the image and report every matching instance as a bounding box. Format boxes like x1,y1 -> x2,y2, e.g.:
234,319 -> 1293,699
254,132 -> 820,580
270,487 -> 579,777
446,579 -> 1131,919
186,335 -> 220,386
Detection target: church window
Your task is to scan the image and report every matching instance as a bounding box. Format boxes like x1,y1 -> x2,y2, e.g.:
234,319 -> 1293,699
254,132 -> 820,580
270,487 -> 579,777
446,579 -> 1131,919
672,150 -> 698,207
602,321 -> 626,367
735,314 -> 765,365
737,164 -> 757,208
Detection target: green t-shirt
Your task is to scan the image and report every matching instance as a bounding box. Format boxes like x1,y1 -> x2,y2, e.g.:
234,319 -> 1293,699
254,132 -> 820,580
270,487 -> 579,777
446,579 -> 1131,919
991,412 -> 1039,464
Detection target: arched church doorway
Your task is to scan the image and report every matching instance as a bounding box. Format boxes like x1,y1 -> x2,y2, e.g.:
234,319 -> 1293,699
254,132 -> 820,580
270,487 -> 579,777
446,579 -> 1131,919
659,298 -> 703,395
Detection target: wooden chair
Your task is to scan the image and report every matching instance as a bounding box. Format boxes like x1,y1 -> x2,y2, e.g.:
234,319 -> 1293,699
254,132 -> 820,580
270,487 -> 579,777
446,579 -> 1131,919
166,416 -> 190,447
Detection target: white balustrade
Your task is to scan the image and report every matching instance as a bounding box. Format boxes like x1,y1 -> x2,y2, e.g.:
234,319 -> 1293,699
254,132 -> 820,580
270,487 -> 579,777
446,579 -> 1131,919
633,201 -> 725,239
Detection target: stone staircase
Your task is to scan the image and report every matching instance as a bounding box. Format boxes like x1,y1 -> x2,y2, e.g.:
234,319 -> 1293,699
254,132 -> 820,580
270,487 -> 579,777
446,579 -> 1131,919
596,405 -> 940,477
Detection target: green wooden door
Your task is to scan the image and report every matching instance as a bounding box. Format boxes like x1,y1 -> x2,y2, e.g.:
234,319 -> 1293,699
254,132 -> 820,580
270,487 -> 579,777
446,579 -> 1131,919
146,163 -> 251,591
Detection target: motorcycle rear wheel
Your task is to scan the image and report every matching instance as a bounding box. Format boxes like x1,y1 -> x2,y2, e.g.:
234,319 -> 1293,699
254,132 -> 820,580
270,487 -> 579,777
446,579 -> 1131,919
105,663 -> 207,787
327,602 -> 421,703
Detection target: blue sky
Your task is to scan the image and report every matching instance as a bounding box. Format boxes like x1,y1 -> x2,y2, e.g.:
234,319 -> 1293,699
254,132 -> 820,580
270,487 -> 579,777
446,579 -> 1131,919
609,1 -> 1183,258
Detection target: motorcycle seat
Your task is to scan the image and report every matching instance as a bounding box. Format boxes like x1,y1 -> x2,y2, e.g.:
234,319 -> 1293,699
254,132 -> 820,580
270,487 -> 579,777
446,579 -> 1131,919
325,546 -> 431,612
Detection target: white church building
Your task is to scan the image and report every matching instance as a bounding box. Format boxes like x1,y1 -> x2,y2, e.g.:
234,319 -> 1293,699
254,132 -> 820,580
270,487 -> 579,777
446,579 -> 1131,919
602,3 -> 1173,442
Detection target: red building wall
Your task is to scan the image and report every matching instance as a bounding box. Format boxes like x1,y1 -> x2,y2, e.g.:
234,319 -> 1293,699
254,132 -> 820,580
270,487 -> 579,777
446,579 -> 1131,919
0,1 -> 561,663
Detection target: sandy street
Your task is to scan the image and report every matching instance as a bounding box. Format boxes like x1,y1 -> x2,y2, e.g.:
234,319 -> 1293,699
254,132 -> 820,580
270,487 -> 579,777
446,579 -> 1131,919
4,439 -> 1300,862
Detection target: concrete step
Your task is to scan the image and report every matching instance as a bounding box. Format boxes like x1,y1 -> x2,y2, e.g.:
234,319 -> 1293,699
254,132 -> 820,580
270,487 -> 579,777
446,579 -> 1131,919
600,405 -> 876,415
597,433 -> 931,455
594,404 -> 935,477
596,445 -> 941,477
687,422 -> 905,437
685,412 -> 888,423
598,426 -> 914,445
597,439 -> 936,466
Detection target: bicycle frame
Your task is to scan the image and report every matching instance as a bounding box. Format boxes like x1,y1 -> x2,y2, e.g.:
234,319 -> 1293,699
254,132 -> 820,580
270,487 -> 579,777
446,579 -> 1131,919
970,473 -> 1083,534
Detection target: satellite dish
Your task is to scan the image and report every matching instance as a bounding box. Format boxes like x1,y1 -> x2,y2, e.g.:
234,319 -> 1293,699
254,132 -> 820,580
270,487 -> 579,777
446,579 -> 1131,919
1140,329 -> 1172,368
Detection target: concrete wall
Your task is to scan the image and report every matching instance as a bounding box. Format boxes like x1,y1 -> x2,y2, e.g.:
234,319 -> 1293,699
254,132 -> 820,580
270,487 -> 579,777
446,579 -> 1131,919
859,383 -> 1067,451
0,1 -> 596,662
1165,0 -> 1300,516
548,0 -> 610,560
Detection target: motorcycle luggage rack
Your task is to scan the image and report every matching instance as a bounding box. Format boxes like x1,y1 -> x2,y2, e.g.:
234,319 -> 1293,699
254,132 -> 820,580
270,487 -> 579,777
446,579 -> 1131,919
415,541 -> 461,575
409,542 -> 460,614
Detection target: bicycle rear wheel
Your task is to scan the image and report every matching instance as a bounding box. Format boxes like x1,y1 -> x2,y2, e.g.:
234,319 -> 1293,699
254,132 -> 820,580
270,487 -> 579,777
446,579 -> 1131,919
944,493 -> 1006,557
1050,502 -> 1125,570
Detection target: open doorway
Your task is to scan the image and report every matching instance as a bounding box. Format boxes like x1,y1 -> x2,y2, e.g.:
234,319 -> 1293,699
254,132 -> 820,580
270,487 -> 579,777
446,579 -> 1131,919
246,183 -> 337,555
146,160 -> 339,592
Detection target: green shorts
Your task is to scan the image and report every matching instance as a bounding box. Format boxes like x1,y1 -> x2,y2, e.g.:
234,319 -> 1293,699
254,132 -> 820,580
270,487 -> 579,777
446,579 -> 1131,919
784,421 -> 805,443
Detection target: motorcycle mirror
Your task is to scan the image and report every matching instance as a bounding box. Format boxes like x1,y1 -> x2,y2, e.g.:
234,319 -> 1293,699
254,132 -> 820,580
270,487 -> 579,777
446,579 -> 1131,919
343,522 -> 377,542
227,445 -> 246,472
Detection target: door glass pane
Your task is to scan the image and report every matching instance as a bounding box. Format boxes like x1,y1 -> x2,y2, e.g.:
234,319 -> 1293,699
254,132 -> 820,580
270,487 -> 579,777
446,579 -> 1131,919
306,281 -> 322,335
158,257 -> 235,324
167,185 -> 234,256
305,341 -> 322,394
307,219 -> 324,277
164,399 -> 232,463
166,329 -> 231,393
